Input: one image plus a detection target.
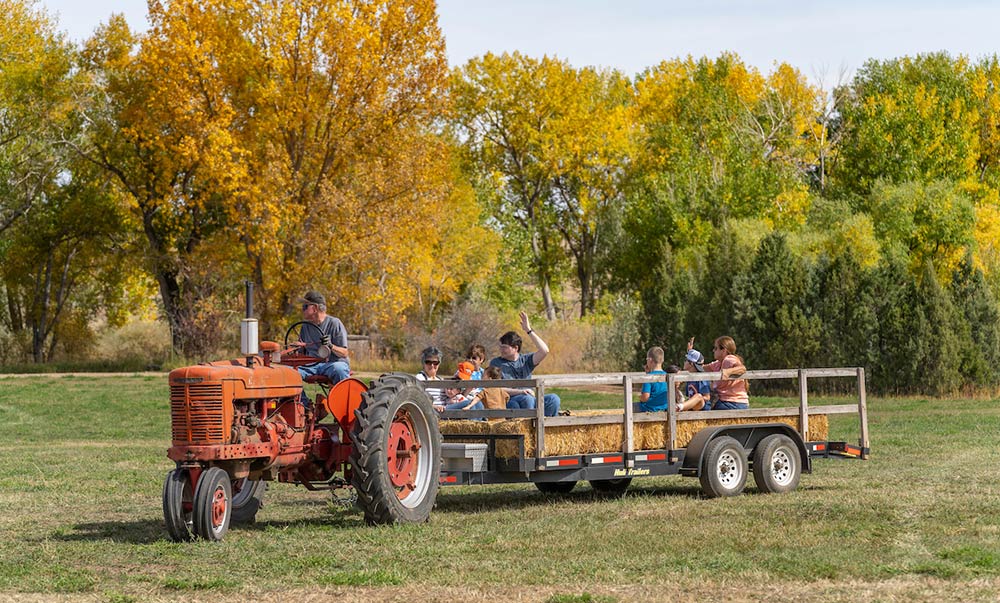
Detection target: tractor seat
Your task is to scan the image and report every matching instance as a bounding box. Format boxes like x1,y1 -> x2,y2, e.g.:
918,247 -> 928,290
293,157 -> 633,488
303,370 -> 354,386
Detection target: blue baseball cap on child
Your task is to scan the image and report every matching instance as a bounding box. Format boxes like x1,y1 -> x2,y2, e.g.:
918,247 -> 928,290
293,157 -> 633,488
685,349 -> 705,371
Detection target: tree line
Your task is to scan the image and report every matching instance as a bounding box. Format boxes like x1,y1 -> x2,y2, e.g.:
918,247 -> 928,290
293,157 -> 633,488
2,0 -> 999,393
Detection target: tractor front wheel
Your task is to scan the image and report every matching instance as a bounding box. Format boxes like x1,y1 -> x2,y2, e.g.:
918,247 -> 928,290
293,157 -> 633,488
192,467 -> 232,541
162,469 -> 194,542
350,374 -> 441,525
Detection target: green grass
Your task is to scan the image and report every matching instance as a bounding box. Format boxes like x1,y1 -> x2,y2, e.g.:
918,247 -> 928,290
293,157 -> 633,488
0,375 -> 998,602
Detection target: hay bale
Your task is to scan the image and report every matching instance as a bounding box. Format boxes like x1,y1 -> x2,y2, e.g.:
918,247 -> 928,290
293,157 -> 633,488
438,410 -> 829,458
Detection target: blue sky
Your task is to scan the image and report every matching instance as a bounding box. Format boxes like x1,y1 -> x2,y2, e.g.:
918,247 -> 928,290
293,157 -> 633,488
39,0 -> 1000,83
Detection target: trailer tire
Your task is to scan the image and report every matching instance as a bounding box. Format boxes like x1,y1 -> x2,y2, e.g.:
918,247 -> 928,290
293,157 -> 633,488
192,467 -> 232,541
162,469 -> 194,542
588,478 -> 631,495
350,374 -> 441,525
752,434 -> 800,494
230,478 -> 266,524
535,481 -> 577,494
699,436 -> 748,498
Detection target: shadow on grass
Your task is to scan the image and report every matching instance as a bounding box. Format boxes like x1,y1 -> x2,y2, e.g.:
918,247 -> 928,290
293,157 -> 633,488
50,520 -> 165,544
432,481 -> 705,514
49,511 -> 365,544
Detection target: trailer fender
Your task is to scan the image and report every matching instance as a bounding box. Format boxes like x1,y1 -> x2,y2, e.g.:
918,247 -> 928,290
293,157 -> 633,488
679,423 -> 811,477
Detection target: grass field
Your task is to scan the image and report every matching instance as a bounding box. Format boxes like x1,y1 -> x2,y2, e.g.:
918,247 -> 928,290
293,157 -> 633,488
1,375 -> 999,602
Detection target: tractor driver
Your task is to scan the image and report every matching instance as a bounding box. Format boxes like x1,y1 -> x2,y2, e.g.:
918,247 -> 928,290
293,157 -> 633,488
293,290 -> 350,387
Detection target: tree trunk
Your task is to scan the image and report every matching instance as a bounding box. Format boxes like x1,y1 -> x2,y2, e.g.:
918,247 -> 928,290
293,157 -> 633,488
154,267 -> 184,355
541,277 -> 555,321
31,256 -> 53,363
6,286 -> 22,333
578,263 -> 592,318
529,229 -> 557,320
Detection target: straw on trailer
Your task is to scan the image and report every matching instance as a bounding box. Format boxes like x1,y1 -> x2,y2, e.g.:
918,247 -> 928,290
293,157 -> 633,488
439,409 -> 828,458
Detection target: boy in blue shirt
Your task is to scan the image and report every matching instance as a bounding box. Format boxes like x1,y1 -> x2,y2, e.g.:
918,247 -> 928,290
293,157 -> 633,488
638,346 -> 668,412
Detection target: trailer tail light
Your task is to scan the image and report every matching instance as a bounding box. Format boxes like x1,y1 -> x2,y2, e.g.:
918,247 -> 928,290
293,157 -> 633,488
171,384 -> 225,444
634,453 -> 666,462
545,458 -> 579,467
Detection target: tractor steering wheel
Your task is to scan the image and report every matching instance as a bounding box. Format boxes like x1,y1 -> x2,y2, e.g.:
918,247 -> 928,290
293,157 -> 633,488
285,320 -> 323,356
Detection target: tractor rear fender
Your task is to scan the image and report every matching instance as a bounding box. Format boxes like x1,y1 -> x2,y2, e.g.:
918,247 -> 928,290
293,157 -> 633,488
680,423 -> 811,477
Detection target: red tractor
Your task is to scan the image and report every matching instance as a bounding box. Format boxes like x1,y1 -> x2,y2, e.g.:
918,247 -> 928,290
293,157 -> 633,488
162,286 -> 441,541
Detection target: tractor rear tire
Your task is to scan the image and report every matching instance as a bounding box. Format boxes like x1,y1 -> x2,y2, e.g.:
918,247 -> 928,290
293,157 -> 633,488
230,478 -> 266,524
535,481 -> 577,494
588,478 -> 632,495
350,374 -> 441,525
162,469 -> 194,542
699,436 -> 748,498
752,434 -> 801,494
192,467 -> 232,541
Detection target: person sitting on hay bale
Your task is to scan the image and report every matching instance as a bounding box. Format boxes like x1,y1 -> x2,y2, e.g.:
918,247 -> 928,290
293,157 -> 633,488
489,311 -> 561,417
440,361 -> 485,414
680,344 -> 711,411
469,366 -> 509,410
415,346 -> 447,409
638,346 -> 668,412
692,336 -> 749,410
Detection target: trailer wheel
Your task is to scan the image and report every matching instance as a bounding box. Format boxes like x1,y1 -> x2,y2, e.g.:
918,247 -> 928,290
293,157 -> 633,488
699,436 -> 748,498
230,478 -> 266,524
588,478 -> 632,495
162,469 -> 194,542
535,481 -> 577,494
192,467 -> 232,541
752,434 -> 800,494
350,374 -> 441,525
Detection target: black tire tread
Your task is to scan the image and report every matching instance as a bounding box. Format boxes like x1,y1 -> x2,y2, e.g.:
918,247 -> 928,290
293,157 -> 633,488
230,479 -> 266,524
162,469 -> 193,542
192,467 -> 232,541
535,481 -> 577,494
588,478 -> 632,495
349,374 -> 441,525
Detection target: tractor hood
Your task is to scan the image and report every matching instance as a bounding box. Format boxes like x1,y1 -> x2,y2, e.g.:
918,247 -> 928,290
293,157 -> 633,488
169,357 -> 303,398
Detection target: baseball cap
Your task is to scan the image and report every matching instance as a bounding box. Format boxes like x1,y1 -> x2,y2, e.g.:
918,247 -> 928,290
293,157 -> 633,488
685,349 -> 705,371
300,291 -> 326,306
456,361 -> 475,380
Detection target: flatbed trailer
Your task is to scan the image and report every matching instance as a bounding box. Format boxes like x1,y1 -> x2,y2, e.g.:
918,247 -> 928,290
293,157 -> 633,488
428,368 -> 870,497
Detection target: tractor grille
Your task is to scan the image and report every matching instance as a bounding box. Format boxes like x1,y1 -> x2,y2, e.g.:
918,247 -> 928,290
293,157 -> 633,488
170,384 -> 225,444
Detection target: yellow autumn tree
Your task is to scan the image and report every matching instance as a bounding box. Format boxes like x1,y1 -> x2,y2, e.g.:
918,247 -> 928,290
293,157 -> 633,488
83,0 -> 483,349
545,67 -> 635,316
78,9 -> 247,356
452,53 -> 634,318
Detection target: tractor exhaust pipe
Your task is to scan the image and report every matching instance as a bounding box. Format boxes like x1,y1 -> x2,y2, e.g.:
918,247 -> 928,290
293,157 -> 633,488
240,280 -> 258,365
245,280 -> 254,320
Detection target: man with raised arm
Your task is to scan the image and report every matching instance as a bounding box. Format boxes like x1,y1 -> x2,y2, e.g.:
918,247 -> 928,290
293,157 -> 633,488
489,311 -> 561,417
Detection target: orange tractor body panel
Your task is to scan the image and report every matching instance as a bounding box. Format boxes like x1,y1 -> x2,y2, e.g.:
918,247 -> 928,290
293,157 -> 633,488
166,355 -> 345,476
